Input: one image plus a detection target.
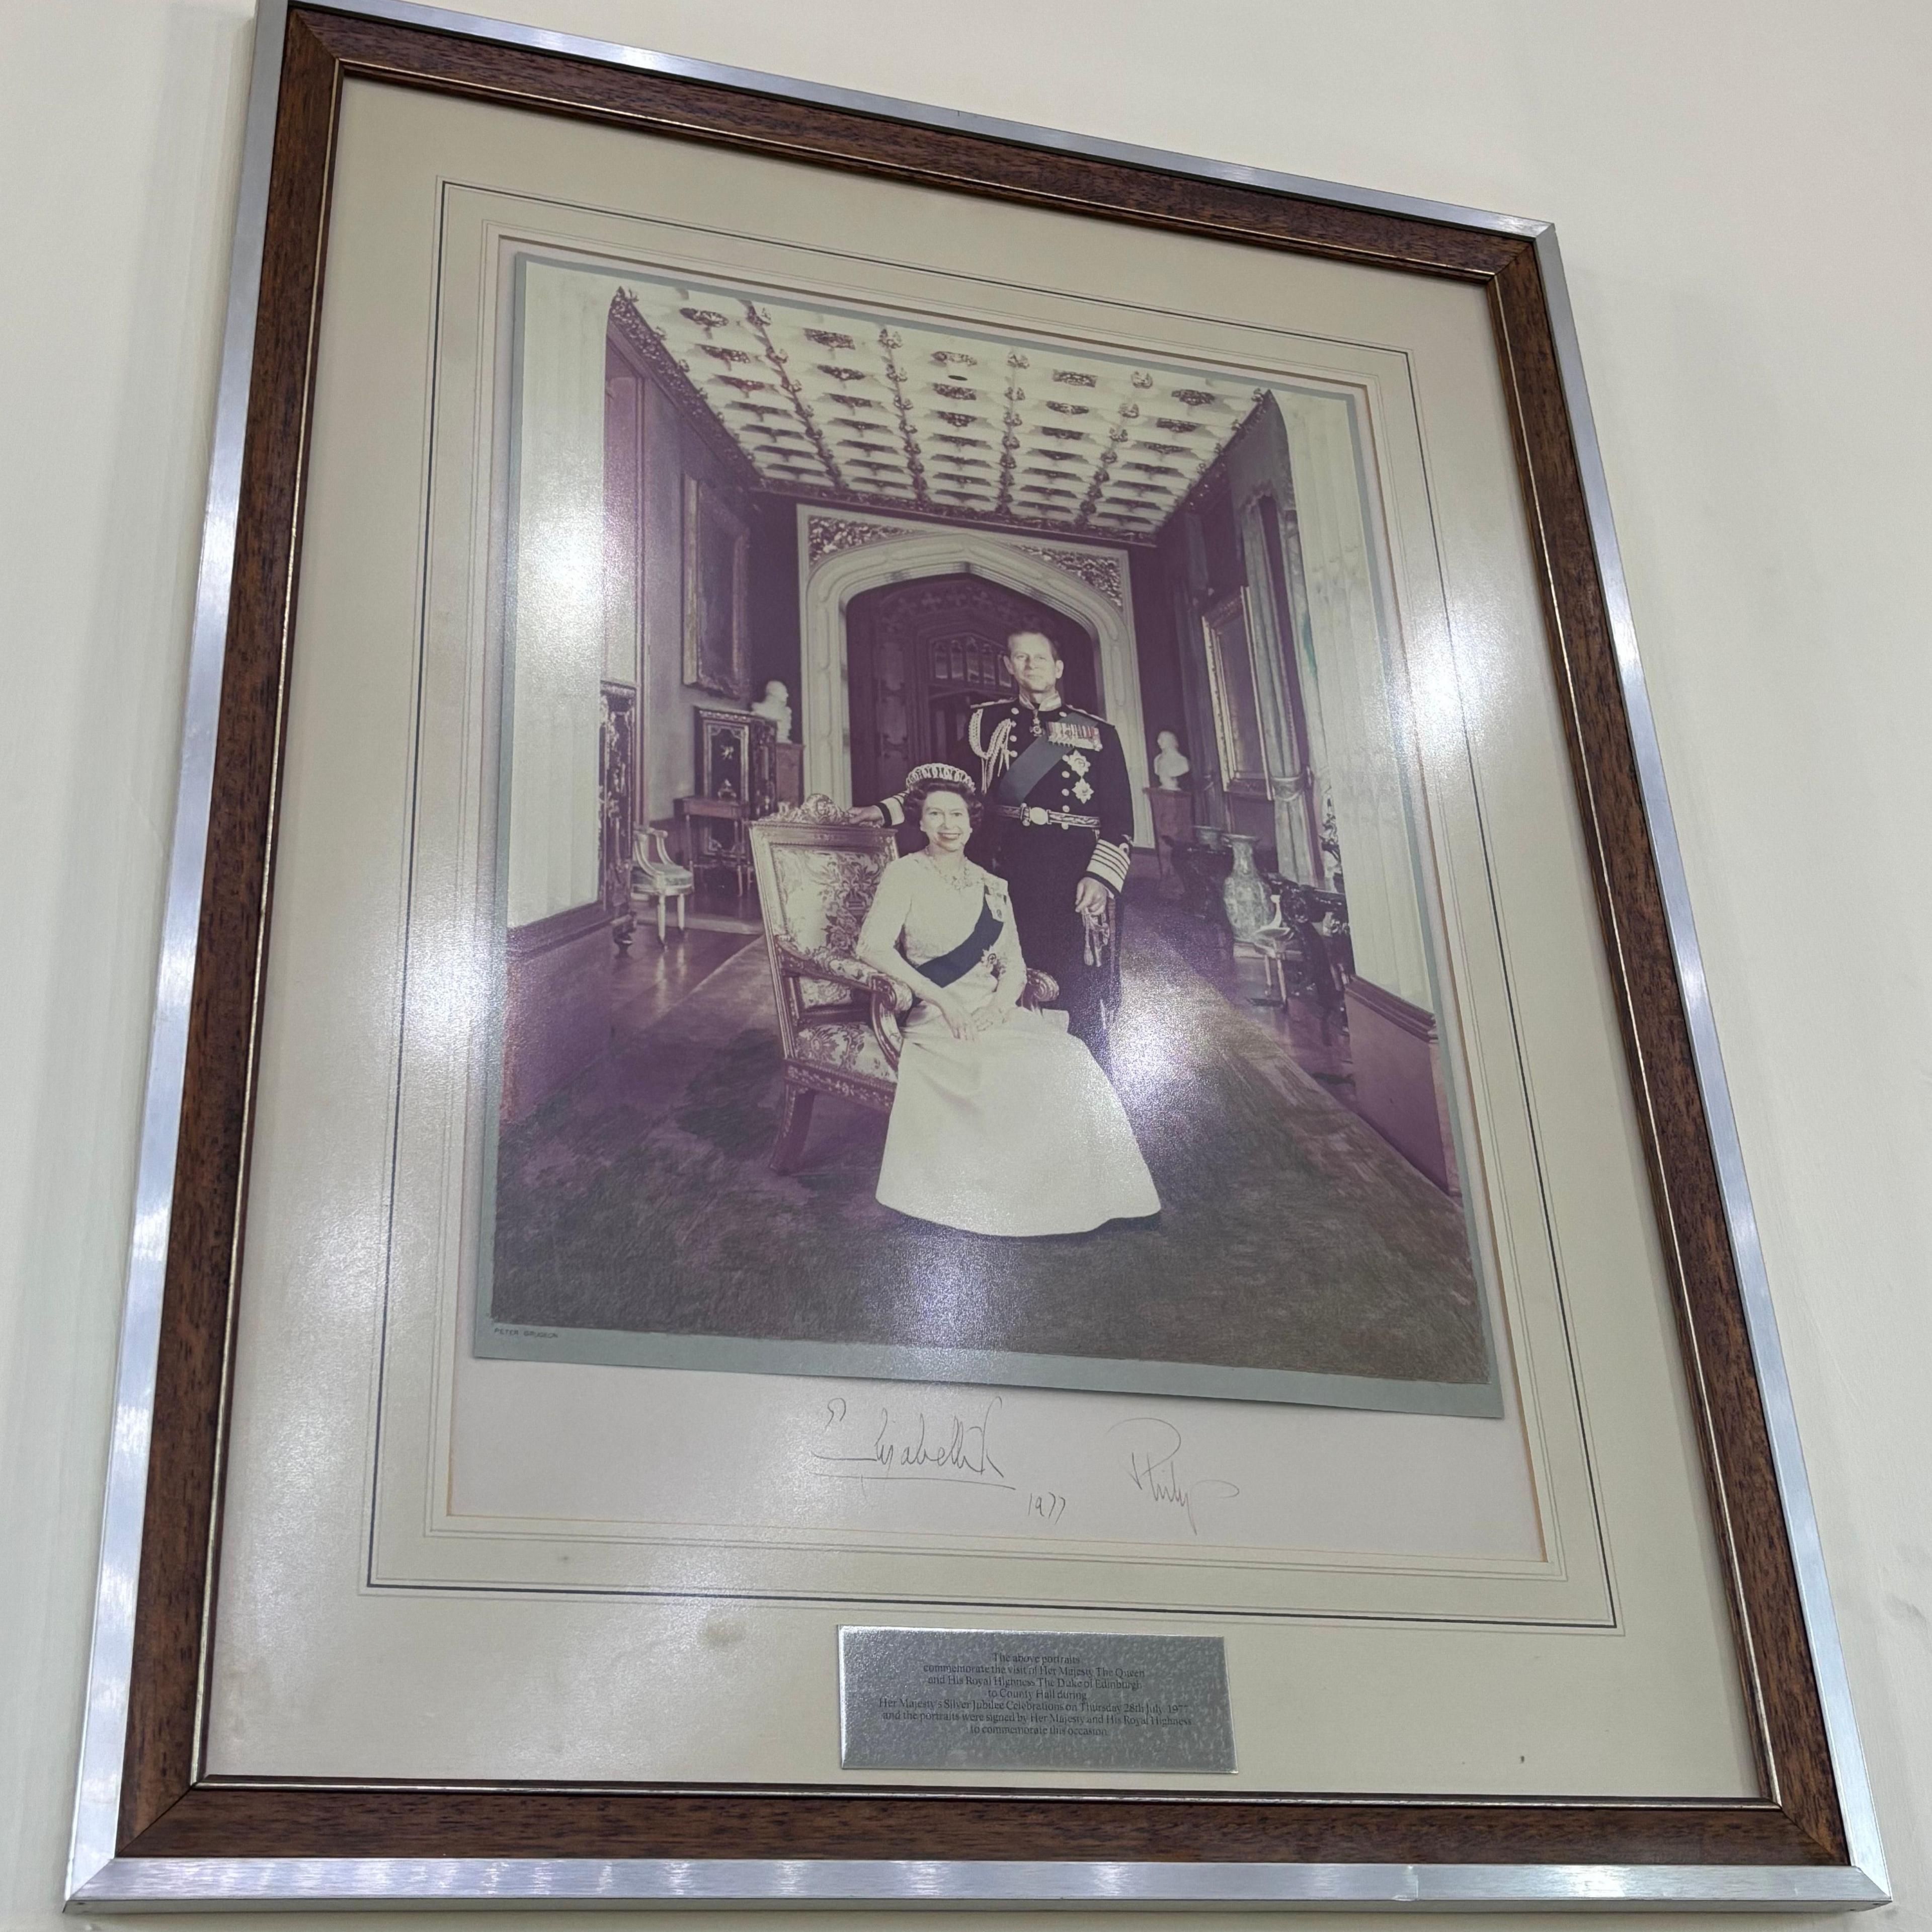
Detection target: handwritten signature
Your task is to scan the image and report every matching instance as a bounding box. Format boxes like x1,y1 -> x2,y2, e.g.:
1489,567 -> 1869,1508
1107,1417 -> 1239,1537
813,1395 -> 1013,1491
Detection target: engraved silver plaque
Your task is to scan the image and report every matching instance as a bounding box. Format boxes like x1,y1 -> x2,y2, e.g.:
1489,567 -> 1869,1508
838,1627 -> 1236,1773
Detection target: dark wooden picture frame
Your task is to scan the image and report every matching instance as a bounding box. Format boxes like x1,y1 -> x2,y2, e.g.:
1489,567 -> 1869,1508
71,0 -> 1882,1908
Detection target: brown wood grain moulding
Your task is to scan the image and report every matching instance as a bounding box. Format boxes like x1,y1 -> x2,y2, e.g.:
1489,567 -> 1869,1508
116,0 -> 1849,1873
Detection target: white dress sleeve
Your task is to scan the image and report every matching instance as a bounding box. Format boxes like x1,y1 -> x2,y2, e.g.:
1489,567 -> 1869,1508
855,856 -> 916,965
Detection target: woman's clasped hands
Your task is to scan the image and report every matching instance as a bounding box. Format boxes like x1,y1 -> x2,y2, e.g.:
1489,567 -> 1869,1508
924,989 -> 1017,1041
927,989 -> 976,1041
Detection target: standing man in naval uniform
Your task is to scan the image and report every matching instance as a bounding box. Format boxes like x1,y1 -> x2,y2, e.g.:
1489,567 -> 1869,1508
857,629 -> 1134,1063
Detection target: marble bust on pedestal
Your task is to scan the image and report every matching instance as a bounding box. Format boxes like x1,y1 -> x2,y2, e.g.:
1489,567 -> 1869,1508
1153,729 -> 1191,790
751,679 -> 792,742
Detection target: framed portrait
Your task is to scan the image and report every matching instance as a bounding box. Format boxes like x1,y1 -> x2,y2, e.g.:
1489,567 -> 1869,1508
682,475 -> 750,698
1198,589 -> 1269,797
67,0 -> 1886,1913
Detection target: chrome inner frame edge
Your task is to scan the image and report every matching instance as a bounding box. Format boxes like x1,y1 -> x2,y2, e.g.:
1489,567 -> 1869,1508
69,1858 -> 1892,1912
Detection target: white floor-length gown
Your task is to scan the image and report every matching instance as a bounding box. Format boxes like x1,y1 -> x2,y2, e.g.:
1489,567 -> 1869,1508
857,852 -> 1160,1237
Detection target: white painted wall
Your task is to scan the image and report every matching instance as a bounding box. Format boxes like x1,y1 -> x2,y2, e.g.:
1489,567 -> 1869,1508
1276,387 -> 1435,1011
506,259 -> 610,926
3,3 -> 1926,1927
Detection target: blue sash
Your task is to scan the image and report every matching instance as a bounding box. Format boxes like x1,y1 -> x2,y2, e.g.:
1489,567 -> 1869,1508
919,893 -> 1004,988
991,725 -> 1066,811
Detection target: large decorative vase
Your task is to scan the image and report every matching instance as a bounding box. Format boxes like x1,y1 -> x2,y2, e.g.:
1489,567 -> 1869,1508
1221,833 -> 1273,941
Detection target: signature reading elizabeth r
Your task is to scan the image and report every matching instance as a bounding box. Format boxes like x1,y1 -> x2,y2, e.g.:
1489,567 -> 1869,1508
812,1394 -> 1012,1490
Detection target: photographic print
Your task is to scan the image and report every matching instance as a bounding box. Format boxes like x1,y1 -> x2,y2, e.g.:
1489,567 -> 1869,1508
477,249 -> 1501,1418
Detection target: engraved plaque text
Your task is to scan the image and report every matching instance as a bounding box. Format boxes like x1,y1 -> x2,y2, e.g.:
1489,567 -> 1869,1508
839,1627 -> 1235,1773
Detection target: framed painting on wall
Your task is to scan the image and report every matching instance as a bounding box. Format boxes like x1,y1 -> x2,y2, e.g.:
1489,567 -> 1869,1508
682,475 -> 750,699
1199,589 -> 1269,797
65,0 -> 1886,1912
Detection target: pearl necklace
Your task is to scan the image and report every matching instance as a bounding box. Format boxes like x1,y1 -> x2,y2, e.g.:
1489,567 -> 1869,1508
917,849 -> 981,897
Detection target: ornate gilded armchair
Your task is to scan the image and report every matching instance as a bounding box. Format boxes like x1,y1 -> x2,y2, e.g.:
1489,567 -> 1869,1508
748,797 -> 1055,1175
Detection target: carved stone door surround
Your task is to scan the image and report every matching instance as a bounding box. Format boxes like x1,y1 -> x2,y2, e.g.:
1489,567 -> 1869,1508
796,509 -> 1154,845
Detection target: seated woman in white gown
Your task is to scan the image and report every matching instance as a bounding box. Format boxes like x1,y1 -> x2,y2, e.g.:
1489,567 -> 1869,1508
854,766 -> 1160,1238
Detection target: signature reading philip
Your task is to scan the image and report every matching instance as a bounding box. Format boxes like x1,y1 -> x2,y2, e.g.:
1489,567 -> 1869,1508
1108,1416 -> 1239,1536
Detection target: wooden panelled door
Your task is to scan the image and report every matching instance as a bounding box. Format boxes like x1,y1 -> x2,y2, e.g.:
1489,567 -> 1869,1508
844,576 -> 1097,806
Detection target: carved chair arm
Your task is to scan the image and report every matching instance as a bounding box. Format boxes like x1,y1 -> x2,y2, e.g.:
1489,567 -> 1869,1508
869,982 -> 906,1072
1021,968 -> 1060,1008
773,935 -> 913,1012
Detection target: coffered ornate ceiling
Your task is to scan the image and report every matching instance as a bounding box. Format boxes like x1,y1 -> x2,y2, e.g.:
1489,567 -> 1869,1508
610,276 -> 1264,544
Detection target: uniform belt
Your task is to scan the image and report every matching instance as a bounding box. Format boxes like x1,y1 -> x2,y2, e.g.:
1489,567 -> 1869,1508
995,802 -> 1101,831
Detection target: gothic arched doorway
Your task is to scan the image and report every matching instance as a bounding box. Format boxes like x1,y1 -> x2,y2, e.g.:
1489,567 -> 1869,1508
844,575 -> 1098,806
